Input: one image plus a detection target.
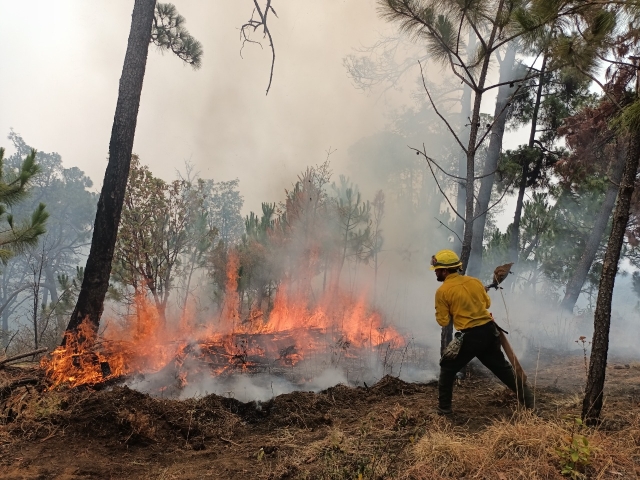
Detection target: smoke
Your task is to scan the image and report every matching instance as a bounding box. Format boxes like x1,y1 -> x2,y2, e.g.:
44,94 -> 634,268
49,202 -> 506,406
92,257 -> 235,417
126,355 -> 437,403
5,2 -> 640,405
0,2 -> 402,212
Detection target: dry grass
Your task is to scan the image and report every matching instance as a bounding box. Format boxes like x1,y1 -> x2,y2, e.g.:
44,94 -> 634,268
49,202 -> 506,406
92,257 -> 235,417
403,411 -> 640,479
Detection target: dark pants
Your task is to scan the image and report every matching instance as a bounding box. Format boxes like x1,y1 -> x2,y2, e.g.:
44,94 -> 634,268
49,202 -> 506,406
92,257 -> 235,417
438,322 -> 534,409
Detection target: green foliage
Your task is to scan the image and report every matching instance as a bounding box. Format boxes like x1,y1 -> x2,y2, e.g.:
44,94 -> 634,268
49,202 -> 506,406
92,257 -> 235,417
208,161 -> 390,316
0,133 -> 98,347
545,3 -> 619,77
54,267 -> 84,315
426,14 -> 457,64
482,180 -> 610,297
151,3 -> 202,69
332,175 -> 372,268
612,97 -> 640,134
112,157 -> 214,317
201,178 -> 245,246
555,416 -> 594,479
0,147 -> 48,263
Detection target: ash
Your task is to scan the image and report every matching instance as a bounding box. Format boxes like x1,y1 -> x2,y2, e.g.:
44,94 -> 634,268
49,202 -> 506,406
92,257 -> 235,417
125,338 -> 436,403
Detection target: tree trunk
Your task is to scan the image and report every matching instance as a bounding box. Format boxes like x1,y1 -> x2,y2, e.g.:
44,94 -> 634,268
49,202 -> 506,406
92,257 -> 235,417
453,32 -> 476,244
509,54 -> 547,264
181,249 -> 198,320
467,45 -> 517,277
441,32 -> 475,353
455,81 -> 472,242
443,2 -> 504,355
1,309 -> 7,348
64,0 -> 157,339
582,133 -> 640,424
560,147 -> 627,313
44,265 -> 58,305
459,8 -> 504,270
443,80 -> 472,353
509,161 -> 529,261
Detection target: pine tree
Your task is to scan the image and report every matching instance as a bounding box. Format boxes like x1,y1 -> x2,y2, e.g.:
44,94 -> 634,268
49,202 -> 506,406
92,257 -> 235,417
0,148 -> 48,261
65,1 -> 201,339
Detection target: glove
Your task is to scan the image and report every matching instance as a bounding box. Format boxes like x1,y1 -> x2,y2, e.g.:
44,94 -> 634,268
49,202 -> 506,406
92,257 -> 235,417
441,332 -> 465,361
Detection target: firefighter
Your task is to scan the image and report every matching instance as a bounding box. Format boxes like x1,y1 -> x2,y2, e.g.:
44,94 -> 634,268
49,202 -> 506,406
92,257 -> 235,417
431,249 -> 534,415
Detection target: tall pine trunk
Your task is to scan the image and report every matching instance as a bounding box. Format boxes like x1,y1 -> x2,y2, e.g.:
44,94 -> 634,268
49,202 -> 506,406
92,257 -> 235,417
65,0 -> 157,338
442,1 -> 505,355
582,132 -> 640,424
467,45 -> 517,277
453,32 -> 476,245
443,79 -> 472,353
509,54 -> 547,264
560,146 -> 626,312
458,4 -> 504,271
440,0 -> 504,354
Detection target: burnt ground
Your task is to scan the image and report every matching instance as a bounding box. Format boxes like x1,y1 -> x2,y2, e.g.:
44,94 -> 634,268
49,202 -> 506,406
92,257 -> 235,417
1,351 -> 639,479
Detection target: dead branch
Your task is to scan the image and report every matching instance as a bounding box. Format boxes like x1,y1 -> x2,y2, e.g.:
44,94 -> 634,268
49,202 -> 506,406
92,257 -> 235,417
240,0 -> 278,95
0,377 -> 39,401
472,186 -> 509,221
0,347 -> 48,368
411,147 -> 501,182
434,217 -> 462,244
418,61 -> 468,154
220,436 -> 241,447
419,144 -> 466,223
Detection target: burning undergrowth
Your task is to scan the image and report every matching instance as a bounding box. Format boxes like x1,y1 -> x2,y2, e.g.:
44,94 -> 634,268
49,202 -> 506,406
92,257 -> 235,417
41,167 -> 436,398
41,279 -> 425,399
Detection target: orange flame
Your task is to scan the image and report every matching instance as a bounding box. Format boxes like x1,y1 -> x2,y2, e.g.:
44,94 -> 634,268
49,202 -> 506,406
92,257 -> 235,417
43,256 -> 404,390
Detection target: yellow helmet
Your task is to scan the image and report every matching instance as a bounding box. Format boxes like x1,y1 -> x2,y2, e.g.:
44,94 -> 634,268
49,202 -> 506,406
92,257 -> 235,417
430,249 -> 462,271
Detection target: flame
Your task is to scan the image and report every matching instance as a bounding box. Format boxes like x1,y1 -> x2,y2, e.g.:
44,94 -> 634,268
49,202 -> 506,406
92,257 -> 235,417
43,255 -> 404,391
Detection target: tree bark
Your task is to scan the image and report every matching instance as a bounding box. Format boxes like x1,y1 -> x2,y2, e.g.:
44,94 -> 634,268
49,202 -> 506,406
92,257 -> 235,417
444,1 -> 505,356
509,54 -> 547,264
560,147 -> 626,313
443,66 -> 472,353
459,2 -> 505,271
453,32 -> 476,245
467,45 -> 517,277
455,82 -> 472,243
582,133 -> 640,424
64,0 -> 157,339
440,0 -> 504,355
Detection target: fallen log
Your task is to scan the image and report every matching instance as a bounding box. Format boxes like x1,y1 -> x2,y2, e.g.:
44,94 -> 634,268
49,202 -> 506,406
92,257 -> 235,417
0,377 -> 40,401
0,347 -> 48,369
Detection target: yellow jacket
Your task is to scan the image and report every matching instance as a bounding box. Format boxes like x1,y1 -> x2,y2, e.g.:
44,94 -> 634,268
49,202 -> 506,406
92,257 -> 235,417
435,272 -> 492,331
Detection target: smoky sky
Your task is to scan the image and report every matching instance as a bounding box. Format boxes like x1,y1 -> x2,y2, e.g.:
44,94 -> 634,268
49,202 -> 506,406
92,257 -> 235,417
3,2 -> 639,343
0,1 -> 417,215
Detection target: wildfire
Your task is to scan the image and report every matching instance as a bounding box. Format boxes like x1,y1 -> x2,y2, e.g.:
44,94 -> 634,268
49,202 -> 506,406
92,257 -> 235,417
42,258 -> 405,392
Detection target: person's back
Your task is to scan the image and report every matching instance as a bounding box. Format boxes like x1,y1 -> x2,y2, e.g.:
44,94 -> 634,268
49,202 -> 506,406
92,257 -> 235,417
435,273 -> 492,331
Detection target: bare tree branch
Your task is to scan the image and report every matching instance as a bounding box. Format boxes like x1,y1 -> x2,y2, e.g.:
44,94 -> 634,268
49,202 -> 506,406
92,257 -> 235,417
240,0 -> 278,95
434,216 -> 462,244
419,144 -> 466,223
410,146 -> 500,181
418,61 -> 468,154
472,185 -> 509,221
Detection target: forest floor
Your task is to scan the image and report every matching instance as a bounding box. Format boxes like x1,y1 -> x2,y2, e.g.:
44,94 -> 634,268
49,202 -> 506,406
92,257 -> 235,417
1,350 -> 639,480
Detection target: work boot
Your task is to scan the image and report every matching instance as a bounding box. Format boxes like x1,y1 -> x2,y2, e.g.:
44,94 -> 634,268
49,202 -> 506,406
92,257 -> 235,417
436,405 -> 453,416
